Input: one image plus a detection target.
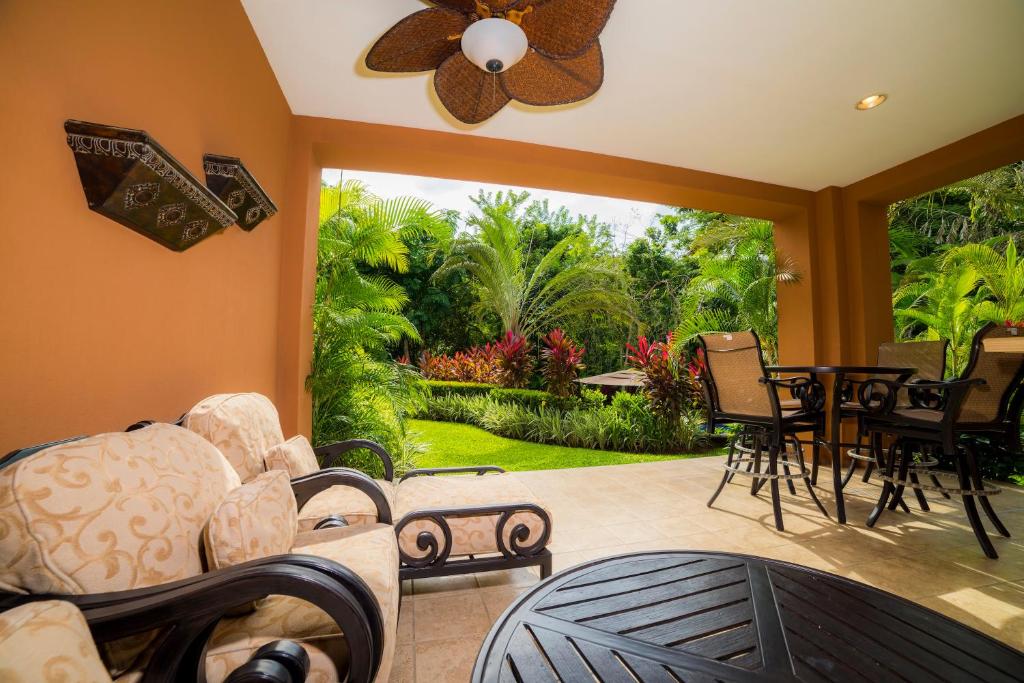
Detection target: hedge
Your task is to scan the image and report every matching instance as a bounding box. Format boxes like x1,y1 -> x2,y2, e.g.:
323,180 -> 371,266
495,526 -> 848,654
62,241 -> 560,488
421,380 -> 495,397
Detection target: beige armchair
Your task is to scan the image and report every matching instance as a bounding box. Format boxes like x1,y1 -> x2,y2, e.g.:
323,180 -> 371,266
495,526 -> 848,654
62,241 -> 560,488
0,424 -> 399,682
181,393 -> 553,582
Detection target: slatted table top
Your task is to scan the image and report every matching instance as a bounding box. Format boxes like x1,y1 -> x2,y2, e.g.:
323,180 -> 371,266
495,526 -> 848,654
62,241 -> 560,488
472,551 -> 1023,682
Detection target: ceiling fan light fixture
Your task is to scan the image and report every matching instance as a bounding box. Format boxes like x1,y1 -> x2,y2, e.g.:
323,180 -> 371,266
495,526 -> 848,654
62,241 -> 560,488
855,93 -> 887,110
461,17 -> 529,74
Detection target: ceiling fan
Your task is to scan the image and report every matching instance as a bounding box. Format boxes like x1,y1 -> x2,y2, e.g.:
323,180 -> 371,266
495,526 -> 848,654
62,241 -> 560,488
365,0 -> 617,125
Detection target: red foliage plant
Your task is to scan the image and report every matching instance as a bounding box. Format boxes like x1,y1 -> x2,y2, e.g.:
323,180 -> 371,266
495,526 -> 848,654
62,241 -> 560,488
625,333 -> 703,419
541,329 -> 586,398
496,331 -> 535,389
417,343 -> 501,383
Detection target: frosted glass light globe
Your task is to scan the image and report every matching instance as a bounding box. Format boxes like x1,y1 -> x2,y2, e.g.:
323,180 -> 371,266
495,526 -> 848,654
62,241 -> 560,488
461,18 -> 529,74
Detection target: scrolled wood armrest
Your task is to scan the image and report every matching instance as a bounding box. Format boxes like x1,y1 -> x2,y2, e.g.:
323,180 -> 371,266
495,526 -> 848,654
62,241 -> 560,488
761,376 -> 826,412
314,439 -> 394,482
291,468 -> 393,524
0,555 -> 384,683
399,466 -> 505,482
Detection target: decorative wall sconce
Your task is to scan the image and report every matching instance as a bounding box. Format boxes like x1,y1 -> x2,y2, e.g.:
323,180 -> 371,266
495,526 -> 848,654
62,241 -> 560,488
202,154 -> 278,231
64,120 -> 237,251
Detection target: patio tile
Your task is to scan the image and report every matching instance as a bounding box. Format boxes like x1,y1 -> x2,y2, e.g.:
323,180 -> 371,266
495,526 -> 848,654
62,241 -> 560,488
389,643 -> 415,683
413,592 -> 491,642
413,635 -> 485,683
396,458 -> 1024,677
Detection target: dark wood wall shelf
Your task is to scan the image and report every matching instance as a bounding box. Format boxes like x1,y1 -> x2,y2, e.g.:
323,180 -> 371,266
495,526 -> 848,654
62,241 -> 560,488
64,120 -> 237,251
203,154 -> 278,231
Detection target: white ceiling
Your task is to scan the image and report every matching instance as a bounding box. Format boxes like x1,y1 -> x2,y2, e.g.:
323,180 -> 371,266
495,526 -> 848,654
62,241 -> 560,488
242,0 -> 1024,191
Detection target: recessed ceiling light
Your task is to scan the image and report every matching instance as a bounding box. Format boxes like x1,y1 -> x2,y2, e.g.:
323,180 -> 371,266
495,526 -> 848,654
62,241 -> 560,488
855,93 -> 887,110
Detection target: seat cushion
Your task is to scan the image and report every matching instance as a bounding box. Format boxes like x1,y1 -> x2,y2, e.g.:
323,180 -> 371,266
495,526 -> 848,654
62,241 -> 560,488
395,474 -> 552,557
265,435 -> 320,478
205,524 -> 400,683
893,408 -> 944,422
298,480 -> 396,532
204,471 -> 297,570
184,393 -> 285,483
0,601 -> 113,683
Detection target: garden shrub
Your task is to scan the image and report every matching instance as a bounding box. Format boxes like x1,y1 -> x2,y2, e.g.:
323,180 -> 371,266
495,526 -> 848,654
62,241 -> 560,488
579,388 -> 607,410
496,331 -> 535,388
422,380 -> 495,397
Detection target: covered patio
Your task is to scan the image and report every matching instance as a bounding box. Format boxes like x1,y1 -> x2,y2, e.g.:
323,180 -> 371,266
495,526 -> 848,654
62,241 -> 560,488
397,457 -> 1024,680
3,1 -> 1024,681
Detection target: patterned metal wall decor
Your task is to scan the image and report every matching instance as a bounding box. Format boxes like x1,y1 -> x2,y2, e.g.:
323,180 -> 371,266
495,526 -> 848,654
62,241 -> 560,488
64,120 -> 237,252
203,154 -> 278,231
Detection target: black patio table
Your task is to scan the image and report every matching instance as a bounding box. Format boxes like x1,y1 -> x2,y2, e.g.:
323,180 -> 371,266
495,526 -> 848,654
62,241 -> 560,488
765,364 -> 914,524
472,551 -> 1022,682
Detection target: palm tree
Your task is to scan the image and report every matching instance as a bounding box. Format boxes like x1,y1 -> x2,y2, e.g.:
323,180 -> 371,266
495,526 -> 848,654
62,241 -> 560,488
309,180 -> 449,467
942,238 -> 1024,324
673,217 -> 799,362
434,191 -> 635,340
892,262 -> 983,375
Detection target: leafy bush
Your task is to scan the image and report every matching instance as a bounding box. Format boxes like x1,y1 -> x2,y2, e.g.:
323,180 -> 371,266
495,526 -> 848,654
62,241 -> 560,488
579,388 -> 606,410
626,334 -> 703,420
541,329 -> 586,397
418,344 -> 502,383
496,331 -> 535,388
422,380 -> 495,397
416,390 -> 709,454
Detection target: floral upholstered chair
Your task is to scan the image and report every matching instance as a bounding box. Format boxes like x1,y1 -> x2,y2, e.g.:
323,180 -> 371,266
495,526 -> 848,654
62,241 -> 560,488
182,392 -> 553,581
0,423 -> 398,682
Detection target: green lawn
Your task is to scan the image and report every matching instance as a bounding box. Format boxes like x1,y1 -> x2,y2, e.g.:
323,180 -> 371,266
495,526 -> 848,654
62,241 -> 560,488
409,419 -> 717,472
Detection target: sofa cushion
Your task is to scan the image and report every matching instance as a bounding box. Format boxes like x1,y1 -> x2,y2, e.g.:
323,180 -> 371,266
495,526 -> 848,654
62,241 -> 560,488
204,471 -> 298,570
264,435 -> 320,479
298,480 -> 396,532
184,393 -> 284,483
205,524 -> 400,683
0,423 -> 239,595
394,473 -> 552,558
0,600 -> 113,683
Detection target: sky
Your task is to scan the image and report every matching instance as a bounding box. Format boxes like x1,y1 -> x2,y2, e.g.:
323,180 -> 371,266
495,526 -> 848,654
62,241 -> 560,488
322,168 -> 672,248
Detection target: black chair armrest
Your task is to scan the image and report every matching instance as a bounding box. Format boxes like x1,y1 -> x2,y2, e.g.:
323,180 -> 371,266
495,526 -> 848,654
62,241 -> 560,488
314,440 -> 394,482
399,466 -> 505,482
291,468 -> 393,524
860,377 -> 986,415
394,503 -> 550,572
0,555 -> 384,683
760,376 -> 826,412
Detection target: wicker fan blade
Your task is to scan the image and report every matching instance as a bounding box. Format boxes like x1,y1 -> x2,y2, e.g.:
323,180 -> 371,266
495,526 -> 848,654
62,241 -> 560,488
366,8 -> 469,72
521,0 -> 617,58
502,43 -> 604,106
431,0 -> 522,11
434,52 -> 511,124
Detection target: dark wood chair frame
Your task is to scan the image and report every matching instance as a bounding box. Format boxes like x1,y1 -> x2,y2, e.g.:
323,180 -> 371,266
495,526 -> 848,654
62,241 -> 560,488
122,419 -> 553,582
0,555 -> 383,683
699,331 -> 830,531
861,323 -> 1023,558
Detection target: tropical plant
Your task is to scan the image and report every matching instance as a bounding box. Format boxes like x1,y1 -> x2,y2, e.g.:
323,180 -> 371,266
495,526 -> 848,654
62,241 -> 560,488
495,331 -> 534,388
625,334 -> 700,420
434,191 -> 635,340
942,238 -> 1024,325
672,215 -> 799,362
310,180 -> 447,470
892,262 -> 984,375
541,329 -> 586,397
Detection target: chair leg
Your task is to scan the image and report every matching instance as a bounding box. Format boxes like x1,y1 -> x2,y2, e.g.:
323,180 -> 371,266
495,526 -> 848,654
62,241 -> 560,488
797,451 -> 830,519
861,459 -> 875,483
887,441 -> 913,513
956,451 -> 998,559
841,428 -> 866,488
768,443 -> 784,531
539,553 -> 552,579
909,471 -> 930,512
781,439 -> 797,495
723,432 -> 738,485
708,464 -> 731,509
867,434 -> 896,528
810,438 -> 820,486
964,443 -> 1010,538
750,437 -> 764,496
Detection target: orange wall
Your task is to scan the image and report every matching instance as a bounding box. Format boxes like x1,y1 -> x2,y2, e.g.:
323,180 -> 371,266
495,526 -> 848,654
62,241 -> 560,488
0,0 -> 292,451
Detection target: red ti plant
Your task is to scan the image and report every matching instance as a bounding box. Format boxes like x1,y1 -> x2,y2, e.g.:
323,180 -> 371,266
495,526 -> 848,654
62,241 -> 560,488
496,331 -> 535,388
625,333 -> 691,420
541,329 -> 586,397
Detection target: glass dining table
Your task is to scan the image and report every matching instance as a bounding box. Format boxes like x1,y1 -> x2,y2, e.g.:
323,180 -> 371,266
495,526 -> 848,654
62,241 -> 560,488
765,364 -> 915,524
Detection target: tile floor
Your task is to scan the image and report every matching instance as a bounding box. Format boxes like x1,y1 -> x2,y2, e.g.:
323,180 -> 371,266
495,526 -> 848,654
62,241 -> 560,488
388,455 -> 1024,681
